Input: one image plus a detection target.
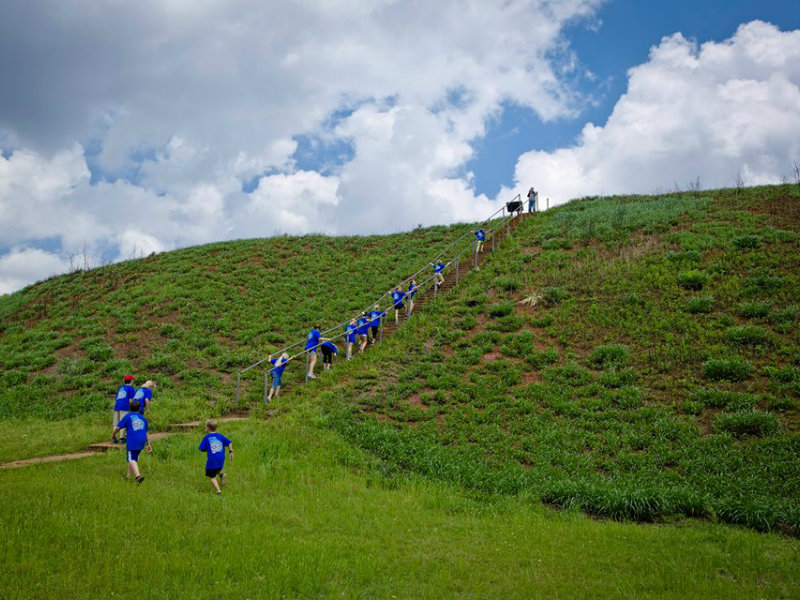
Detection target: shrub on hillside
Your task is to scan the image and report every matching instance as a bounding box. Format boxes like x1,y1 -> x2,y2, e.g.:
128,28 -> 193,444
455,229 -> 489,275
725,325 -> 771,347
541,286 -> 568,305
493,276 -> 520,293
738,302 -> 772,318
666,250 -> 702,264
712,410 -> 779,438
743,270 -> 784,295
702,358 -> 752,382
588,344 -> 629,369
677,270 -> 709,290
732,235 -> 761,250
686,296 -> 714,314
769,305 -> 797,324
692,388 -> 757,409
487,302 -> 514,318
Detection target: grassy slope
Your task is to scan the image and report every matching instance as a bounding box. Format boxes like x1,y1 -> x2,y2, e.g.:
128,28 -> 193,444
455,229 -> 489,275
322,185 -> 800,532
0,223 -> 473,460
2,413 -> 799,599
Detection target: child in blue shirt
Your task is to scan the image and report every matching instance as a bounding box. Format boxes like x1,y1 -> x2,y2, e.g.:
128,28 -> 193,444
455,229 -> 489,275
368,305 -> 386,344
431,261 -> 449,288
131,380 -> 155,415
471,229 -> 486,254
321,340 -> 338,371
111,401 -> 152,484
199,420 -> 234,495
356,314 -> 370,353
112,375 -> 136,444
406,280 -> 419,316
345,319 -> 357,360
391,286 -> 407,324
267,353 -> 291,402
305,326 -> 326,379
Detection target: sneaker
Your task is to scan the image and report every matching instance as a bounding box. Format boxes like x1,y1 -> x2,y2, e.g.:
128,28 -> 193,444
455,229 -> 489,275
110,437 -> 117,444
307,373 -> 316,379
136,476 -> 144,484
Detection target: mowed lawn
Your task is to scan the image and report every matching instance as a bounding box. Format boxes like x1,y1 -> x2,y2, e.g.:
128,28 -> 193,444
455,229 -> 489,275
2,413 -> 799,600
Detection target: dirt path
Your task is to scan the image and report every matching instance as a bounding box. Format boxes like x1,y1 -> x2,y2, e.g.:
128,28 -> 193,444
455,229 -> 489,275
0,415 -> 249,470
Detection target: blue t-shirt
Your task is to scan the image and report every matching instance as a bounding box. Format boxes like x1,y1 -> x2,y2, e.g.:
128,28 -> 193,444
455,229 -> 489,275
117,412 -> 148,451
407,284 -> 418,299
475,230 -> 485,242
199,433 -> 232,470
131,387 -> 152,413
433,263 -> 445,273
369,310 -> 385,326
323,341 -> 338,355
345,323 -> 357,343
391,290 -> 406,307
305,329 -> 321,350
357,316 -> 369,335
270,357 -> 288,376
114,384 -> 135,411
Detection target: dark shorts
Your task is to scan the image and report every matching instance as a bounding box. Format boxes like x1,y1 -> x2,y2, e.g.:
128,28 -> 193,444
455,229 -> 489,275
127,449 -> 141,462
370,326 -> 379,336
394,303 -> 404,310
321,346 -> 333,363
206,467 -> 223,478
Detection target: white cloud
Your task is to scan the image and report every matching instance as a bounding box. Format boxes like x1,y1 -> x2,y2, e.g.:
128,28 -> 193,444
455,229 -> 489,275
511,21 -> 800,205
0,247 -> 71,295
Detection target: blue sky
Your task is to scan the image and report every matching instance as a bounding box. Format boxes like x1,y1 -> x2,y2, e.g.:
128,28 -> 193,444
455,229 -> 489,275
1,0 -> 799,294
468,0 -> 800,197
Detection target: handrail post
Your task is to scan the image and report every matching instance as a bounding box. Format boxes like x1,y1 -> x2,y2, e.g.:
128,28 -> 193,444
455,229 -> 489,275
474,243 -> 478,269
492,232 -> 495,252
235,371 -> 241,405
379,318 -> 383,344
455,257 -> 459,285
305,352 -> 309,383
263,370 -> 269,403
434,281 -> 438,300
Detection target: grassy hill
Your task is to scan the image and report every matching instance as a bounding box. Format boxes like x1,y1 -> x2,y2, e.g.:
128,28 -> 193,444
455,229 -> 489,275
2,184 -> 800,597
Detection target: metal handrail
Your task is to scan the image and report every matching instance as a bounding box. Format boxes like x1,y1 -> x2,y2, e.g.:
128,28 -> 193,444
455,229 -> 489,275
235,194 -> 523,401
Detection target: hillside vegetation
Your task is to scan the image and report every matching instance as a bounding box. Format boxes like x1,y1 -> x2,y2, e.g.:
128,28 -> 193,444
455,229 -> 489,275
317,184 -> 800,533
2,184 -> 799,535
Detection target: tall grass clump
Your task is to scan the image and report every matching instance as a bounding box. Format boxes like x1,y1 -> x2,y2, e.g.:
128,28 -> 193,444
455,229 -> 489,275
702,358 -> 752,382
738,302 -> 771,318
686,296 -> 714,314
677,271 -> 709,290
725,326 -> 771,347
588,344 -> 629,369
712,410 -> 780,438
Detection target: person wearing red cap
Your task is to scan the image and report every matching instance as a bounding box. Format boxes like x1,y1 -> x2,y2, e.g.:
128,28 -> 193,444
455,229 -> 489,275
112,375 -> 136,444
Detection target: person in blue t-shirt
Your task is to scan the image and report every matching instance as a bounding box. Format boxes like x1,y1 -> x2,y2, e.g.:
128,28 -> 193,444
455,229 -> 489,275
112,375 -> 136,444
267,352 -> 291,402
391,286 -> 407,324
305,326 -> 327,379
471,229 -> 486,254
198,420 -> 234,495
112,401 -> 152,484
131,380 -> 155,415
356,314 -> 370,353
406,280 -> 419,317
345,318 -> 358,360
431,261 -> 449,288
321,340 -> 338,371
368,305 -> 386,344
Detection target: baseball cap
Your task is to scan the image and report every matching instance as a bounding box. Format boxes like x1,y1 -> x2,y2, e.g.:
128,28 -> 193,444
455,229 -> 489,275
124,375 -> 135,383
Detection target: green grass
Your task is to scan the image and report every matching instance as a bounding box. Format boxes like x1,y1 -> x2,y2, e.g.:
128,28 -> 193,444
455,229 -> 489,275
2,416 -> 799,599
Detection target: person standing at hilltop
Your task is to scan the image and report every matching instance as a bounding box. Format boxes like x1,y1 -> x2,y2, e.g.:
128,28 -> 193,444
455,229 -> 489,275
527,187 -> 538,213
112,375 -> 136,445
132,381 -> 156,415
